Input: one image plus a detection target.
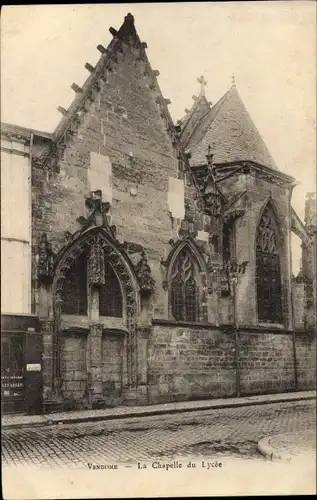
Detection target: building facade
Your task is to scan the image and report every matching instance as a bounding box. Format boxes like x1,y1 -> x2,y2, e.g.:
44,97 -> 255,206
1,13 -> 316,413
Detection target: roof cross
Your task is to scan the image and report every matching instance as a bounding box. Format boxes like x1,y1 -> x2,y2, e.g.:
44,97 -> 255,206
197,75 -> 207,96
232,73 -> 236,87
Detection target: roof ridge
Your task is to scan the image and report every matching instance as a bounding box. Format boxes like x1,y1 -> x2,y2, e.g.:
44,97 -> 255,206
185,89 -> 231,149
205,88 -> 233,133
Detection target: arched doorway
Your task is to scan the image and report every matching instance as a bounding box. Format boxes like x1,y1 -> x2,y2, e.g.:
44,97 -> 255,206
52,227 -> 138,408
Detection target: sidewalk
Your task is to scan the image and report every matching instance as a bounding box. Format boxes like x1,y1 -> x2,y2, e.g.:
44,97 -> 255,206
2,390 -> 316,430
258,429 -> 316,462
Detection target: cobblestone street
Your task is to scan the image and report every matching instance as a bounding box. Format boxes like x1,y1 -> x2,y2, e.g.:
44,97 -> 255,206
2,400 -> 316,469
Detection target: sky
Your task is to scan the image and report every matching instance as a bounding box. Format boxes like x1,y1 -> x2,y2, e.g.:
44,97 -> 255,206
1,2 -> 316,272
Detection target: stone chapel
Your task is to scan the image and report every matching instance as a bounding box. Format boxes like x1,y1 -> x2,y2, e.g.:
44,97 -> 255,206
1,13 -> 316,414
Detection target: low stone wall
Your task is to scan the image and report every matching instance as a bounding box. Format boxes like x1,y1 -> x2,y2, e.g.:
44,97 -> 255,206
148,323 -> 236,403
147,322 -> 316,404
239,331 -> 296,395
41,320 -> 316,410
295,333 -> 316,390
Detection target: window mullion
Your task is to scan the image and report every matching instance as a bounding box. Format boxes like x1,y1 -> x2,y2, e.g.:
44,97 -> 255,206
182,283 -> 186,321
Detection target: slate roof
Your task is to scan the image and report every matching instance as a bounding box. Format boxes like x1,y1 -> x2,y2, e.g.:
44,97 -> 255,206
179,94 -> 211,145
186,85 -> 279,171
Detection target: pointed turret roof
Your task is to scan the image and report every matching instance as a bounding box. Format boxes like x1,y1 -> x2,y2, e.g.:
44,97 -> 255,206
185,84 -> 278,171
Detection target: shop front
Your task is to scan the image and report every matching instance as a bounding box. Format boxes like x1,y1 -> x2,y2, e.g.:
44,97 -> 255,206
1,314 -> 43,414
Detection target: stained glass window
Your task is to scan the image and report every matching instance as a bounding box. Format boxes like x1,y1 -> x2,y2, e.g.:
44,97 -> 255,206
256,205 -> 283,323
61,251 -> 88,315
99,259 -> 122,317
170,247 -> 199,322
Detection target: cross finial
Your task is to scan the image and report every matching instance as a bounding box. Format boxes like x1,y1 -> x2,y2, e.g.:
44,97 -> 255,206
231,73 -> 236,87
197,75 -> 207,96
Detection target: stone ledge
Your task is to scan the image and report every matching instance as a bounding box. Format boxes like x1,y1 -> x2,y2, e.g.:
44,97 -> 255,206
152,319 -> 221,330
151,319 -> 309,335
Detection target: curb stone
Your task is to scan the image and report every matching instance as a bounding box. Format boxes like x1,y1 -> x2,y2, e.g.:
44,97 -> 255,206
2,392 -> 316,430
257,436 -> 292,462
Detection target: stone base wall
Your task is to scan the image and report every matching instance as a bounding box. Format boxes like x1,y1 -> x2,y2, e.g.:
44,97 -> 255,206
295,333 -> 316,390
148,323 -> 236,403
147,323 -> 316,405
239,332 -> 296,395
40,322 -> 316,411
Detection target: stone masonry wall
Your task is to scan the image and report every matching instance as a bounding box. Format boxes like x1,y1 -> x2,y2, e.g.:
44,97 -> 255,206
148,324 -> 236,403
101,334 -> 124,401
32,41 -> 180,321
29,21 -> 314,409
292,282 -> 305,330
295,333 -> 316,390
239,332 -> 296,395
218,170 -> 293,328
60,333 -> 87,402
148,324 -> 317,404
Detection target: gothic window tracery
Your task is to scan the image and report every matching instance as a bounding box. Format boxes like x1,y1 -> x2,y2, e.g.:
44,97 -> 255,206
256,204 -> 283,324
170,247 -> 199,322
61,247 -> 123,317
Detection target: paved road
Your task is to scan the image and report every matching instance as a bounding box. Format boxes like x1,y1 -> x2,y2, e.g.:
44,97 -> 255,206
2,399 -> 316,469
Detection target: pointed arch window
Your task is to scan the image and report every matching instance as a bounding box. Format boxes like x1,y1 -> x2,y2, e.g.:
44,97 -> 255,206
61,247 -> 123,318
61,251 -> 88,315
256,205 -> 283,323
99,259 -> 123,317
170,247 -> 199,322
